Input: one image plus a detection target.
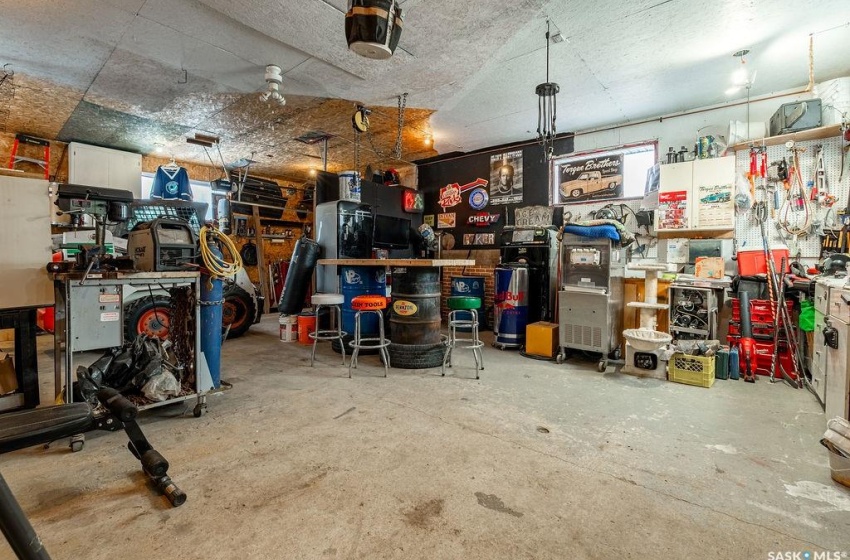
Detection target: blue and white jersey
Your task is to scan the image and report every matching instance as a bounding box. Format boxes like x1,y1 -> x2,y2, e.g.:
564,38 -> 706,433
151,166 -> 193,200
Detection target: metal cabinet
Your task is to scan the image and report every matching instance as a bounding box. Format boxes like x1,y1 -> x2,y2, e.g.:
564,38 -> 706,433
53,272 -> 213,414
814,278 -> 850,420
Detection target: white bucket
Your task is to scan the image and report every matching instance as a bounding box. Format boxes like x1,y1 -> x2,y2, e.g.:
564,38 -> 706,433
339,170 -> 361,202
279,314 -> 298,342
828,450 -> 850,489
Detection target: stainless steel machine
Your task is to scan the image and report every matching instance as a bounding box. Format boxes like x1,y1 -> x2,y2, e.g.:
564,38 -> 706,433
557,233 -> 626,371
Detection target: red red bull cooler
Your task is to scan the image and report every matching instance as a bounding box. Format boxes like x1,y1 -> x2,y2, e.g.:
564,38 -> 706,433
494,265 -> 528,349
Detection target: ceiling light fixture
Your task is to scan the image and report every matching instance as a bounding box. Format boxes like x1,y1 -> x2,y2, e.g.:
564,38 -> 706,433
424,134 -> 432,147
260,65 -> 286,106
345,0 -> 403,60
536,19 -> 559,158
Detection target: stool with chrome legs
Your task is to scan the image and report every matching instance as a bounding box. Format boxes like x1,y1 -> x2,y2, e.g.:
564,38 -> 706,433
348,295 -> 390,377
442,296 -> 483,379
309,293 -> 346,366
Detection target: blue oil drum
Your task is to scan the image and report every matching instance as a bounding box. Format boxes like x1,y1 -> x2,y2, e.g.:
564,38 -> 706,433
494,266 -> 528,349
341,266 -> 387,336
450,276 -> 486,332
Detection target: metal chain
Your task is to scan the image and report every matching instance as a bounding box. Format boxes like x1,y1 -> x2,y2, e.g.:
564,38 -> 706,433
393,93 -> 407,160
354,129 -> 360,175
168,286 -> 195,383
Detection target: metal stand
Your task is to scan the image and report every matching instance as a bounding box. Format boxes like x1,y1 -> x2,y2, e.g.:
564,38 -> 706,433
0,471 -> 50,559
349,310 -> 390,377
310,303 -> 346,367
442,309 -> 484,378
52,272 -> 212,450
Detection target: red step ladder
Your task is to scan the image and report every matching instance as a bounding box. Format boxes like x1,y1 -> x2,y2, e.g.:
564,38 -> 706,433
8,133 -> 50,179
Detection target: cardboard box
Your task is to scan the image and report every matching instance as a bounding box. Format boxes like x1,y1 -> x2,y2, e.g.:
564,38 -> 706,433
695,257 -> 724,279
0,354 -> 18,395
526,322 -> 559,358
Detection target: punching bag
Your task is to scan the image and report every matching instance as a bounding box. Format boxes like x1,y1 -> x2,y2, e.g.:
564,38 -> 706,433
201,246 -> 224,389
278,237 -> 321,315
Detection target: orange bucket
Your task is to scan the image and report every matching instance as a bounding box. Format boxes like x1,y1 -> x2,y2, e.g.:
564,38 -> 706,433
297,312 -> 316,345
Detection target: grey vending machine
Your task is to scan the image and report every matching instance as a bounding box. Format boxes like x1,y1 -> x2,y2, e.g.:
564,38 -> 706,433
557,233 -> 626,371
315,201 -> 373,293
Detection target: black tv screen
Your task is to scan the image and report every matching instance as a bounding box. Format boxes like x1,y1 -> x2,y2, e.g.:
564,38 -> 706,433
373,215 -> 411,249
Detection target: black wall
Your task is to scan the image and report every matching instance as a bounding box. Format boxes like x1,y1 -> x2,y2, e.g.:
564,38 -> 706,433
418,136 -> 574,249
316,171 -> 423,257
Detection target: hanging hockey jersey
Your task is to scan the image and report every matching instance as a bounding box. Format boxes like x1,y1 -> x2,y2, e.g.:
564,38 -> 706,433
151,166 -> 193,200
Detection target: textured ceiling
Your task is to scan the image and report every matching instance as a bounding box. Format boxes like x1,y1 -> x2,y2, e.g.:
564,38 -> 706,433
0,0 -> 848,179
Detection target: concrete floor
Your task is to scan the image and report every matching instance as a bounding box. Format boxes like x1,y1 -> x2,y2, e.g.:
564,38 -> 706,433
2,317 -> 849,560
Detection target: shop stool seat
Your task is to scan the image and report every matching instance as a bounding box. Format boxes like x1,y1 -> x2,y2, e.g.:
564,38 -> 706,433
349,295 -> 390,377
442,296 -> 483,379
309,293 -> 347,367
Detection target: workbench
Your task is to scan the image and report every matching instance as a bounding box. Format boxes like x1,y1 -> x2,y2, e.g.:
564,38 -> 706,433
52,271 -> 214,419
0,307 -> 40,413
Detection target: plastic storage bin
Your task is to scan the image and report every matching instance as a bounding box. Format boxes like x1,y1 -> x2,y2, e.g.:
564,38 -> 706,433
736,247 -> 791,276
669,353 -> 715,387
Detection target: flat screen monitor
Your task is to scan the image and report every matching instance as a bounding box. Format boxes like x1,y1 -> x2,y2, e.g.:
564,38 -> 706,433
373,214 -> 411,249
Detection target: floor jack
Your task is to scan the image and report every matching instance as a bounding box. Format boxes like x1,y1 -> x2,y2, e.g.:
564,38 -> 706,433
738,292 -> 757,383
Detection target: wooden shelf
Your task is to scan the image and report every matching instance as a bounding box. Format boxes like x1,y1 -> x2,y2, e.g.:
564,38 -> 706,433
657,229 -> 734,239
730,124 -> 841,151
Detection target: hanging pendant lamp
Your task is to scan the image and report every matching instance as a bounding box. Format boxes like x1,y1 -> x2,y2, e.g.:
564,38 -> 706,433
536,20 -> 559,158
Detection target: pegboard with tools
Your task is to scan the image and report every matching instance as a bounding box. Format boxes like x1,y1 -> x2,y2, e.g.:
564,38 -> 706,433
734,134 -> 849,265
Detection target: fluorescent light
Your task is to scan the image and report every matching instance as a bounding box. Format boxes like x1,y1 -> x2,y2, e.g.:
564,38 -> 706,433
725,86 -> 741,96
732,67 -> 749,86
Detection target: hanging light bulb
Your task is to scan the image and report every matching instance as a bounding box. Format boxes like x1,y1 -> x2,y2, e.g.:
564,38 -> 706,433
536,19 -> 559,158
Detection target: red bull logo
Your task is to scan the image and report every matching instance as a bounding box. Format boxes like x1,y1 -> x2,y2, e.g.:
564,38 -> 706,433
496,290 -> 526,309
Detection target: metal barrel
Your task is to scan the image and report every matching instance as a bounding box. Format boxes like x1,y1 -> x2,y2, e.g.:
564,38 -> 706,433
451,276 -> 486,332
389,268 -> 441,345
341,266 -> 386,336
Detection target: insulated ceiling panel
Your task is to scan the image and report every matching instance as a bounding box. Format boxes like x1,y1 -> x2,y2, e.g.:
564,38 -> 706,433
0,0 -> 137,90
57,100 -> 192,154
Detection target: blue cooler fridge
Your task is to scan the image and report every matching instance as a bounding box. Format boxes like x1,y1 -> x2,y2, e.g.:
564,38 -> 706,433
450,276 -> 486,332
494,266 -> 528,349
341,265 -> 387,336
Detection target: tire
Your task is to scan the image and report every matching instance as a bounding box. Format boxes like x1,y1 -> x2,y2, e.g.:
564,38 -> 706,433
608,182 -> 618,189
222,286 -> 256,339
570,188 -> 583,198
124,296 -> 172,341
388,341 -> 447,369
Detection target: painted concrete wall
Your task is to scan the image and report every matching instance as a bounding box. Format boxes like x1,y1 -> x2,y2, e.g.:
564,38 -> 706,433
571,85 -> 840,157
